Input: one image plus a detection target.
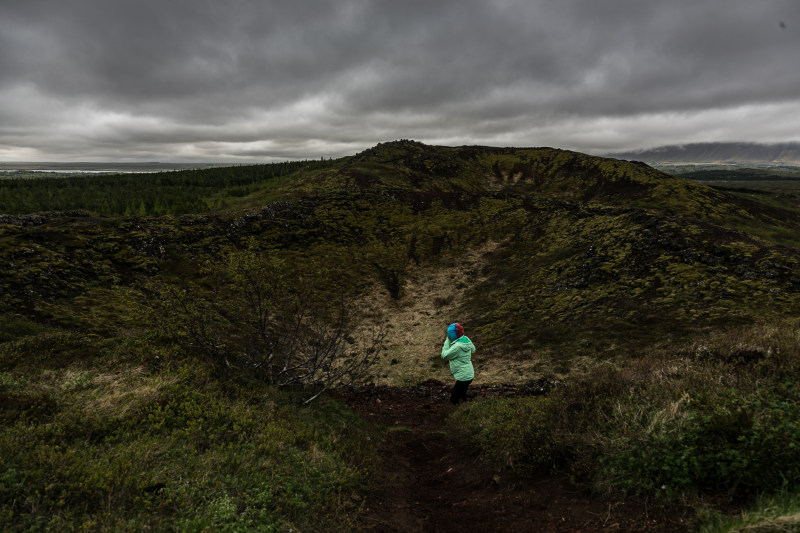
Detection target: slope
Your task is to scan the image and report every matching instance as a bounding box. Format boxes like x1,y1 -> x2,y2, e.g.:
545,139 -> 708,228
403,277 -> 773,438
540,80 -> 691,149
2,141 -> 800,375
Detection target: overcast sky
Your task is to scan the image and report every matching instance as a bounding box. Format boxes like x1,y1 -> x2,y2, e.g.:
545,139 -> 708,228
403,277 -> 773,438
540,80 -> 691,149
1,0 -> 798,162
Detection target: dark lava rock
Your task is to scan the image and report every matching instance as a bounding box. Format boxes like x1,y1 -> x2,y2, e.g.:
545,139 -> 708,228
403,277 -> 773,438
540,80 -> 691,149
519,378 -> 558,396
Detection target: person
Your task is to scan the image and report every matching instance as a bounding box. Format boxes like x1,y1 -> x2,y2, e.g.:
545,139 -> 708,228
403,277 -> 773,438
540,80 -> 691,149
441,322 -> 475,404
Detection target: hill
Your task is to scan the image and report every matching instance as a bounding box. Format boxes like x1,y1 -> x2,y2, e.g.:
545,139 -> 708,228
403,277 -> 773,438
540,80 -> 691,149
3,141 -> 799,362
3,140 -> 800,530
605,141 -> 800,165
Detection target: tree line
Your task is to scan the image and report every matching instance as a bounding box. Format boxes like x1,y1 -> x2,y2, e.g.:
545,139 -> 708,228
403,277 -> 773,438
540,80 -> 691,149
0,159 -> 336,216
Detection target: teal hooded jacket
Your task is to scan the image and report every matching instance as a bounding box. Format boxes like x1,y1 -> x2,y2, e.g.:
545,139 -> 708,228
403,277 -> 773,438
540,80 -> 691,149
441,336 -> 475,381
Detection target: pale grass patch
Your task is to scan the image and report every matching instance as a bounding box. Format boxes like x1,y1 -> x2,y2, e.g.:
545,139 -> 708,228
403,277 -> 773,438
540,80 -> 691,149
17,366 -> 178,421
566,356 -> 609,377
358,240 -> 544,386
691,319 -> 800,358
650,362 -> 689,384
734,513 -> 800,532
307,443 -> 327,465
83,368 -> 179,417
644,392 -> 691,437
59,369 -> 95,390
629,356 -> 692,387
702,498 -> 800,533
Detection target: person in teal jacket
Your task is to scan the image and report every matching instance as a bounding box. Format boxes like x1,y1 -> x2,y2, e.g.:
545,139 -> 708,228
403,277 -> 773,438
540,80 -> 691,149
441,322 -> 475,404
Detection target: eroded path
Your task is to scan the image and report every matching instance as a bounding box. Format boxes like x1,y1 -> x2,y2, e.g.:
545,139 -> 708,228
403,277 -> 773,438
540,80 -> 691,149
340,383 -> 689,533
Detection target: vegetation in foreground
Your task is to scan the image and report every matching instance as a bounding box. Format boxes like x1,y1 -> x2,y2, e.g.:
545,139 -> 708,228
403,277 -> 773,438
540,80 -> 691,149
2,141 -> 800,530
451,321 -> 800,504
0,324 -> 375,532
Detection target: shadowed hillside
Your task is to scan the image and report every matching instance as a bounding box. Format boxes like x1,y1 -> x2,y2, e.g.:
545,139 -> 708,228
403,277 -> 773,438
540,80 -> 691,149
4,141 -> 800,531
2,140 -> 799,364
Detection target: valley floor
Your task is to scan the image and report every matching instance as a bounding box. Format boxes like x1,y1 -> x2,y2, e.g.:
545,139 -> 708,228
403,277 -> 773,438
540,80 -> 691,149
339,383 -> 690,532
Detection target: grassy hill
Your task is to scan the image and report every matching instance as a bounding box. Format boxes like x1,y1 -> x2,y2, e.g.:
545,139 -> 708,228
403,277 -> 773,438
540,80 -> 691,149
3,140 -> 798,361
3,141 -> 800,530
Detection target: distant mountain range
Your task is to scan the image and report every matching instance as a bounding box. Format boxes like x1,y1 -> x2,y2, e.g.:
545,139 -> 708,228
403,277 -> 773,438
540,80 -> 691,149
605,142 -> 800,165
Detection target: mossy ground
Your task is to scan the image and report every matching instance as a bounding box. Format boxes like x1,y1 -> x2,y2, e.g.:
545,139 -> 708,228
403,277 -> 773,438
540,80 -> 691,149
2,141 -> 800,530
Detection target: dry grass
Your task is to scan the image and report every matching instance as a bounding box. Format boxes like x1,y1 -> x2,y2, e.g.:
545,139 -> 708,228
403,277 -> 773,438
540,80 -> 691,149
644,393 -> 691,438
360,240 -> 549,386
86,370 -> 178,417
30,366 -> 179,419
734,513 -> 800,533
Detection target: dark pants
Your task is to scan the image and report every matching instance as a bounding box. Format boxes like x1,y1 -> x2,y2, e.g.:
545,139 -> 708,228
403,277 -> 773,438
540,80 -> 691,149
450,379 -> 473,405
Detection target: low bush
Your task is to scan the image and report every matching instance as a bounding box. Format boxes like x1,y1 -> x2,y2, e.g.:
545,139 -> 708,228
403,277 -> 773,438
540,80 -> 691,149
451,321 -> 800,506
0,314 -> 44,343
600,384 -> 800,499
451,396 -> 564,473
695,488 -> 800,532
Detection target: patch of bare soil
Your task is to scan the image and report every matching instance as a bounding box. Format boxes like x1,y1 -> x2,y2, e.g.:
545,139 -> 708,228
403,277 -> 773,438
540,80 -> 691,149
339,383 -> 691,533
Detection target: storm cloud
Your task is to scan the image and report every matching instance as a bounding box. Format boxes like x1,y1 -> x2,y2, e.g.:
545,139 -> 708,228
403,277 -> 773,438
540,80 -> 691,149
1,0 -> 798,161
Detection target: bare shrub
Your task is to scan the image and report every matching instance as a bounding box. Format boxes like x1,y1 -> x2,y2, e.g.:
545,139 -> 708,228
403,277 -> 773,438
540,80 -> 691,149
155,246 -> 386,403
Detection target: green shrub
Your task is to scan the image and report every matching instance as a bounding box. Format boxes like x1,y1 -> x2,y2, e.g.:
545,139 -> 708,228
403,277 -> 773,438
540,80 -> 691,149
451,323 -> 800,505
449,389 -> 602,479
0,314 -> 43,343
600,386 -> 800,498
696,488 -> 800,532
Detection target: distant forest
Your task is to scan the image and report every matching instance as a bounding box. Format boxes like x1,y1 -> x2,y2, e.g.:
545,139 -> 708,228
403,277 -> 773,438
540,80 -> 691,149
0,160 -> 335,216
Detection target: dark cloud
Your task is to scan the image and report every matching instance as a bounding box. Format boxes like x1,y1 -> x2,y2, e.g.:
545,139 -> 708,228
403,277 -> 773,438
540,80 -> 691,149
1,0 -> 799,161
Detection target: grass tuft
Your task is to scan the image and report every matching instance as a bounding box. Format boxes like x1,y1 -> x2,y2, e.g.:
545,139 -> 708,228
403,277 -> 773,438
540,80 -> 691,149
451,319 -> 800,511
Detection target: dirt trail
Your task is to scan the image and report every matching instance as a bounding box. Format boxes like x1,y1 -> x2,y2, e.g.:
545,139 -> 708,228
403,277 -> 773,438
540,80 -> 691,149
340,383 -> 689,533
